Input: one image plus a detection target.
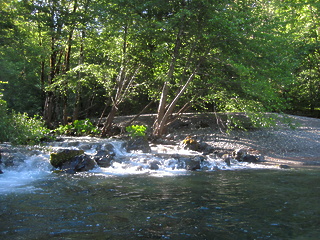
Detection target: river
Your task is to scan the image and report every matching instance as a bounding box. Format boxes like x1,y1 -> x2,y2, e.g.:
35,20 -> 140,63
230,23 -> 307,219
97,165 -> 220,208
0,138 -> 319,239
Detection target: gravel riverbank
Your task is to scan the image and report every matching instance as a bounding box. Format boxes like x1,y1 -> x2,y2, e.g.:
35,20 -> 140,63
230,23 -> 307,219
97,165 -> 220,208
115,113 -> 320,168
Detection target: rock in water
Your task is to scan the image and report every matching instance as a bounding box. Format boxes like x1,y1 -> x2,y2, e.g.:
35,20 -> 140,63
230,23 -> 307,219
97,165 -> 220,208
243,155 -> 258,163
50,149 -> 85,168
125,136 -> 151,153
184,156 -> 205,171
148,160 -> 161,170
232,149 -> 260,163
50,149 -> 96,173
59,154 -> 96,174
92,150 -> 114,168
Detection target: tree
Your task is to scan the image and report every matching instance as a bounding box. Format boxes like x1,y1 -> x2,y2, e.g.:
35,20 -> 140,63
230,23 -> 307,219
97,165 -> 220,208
2,0 -> 318,137
150,0 -> 296,136
284,0 -> 320,114
0,0 -> 44,115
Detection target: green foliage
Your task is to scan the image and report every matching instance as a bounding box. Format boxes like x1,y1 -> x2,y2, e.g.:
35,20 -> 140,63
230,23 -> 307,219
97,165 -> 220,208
206,92 -> 297,132
10,113 -> 51,145
0,100 -> 9,142
0,110 -> 51,145
1,0 -> 320,132
55,119 -> 100,136
126,125 -> 147,138
2,80 -> 48,145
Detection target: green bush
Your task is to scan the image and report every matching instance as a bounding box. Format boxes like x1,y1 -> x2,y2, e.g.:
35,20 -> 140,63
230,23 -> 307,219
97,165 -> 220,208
55,118 -> 100,136
126,125 -> 147,138
0,110 -> 50,145
0,99 -> 10,142
0,81 -> 50,145
10,113 -> 51,145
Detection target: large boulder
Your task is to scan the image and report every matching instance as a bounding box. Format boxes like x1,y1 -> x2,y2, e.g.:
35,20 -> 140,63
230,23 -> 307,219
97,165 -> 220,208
125,137 -> 151,153
50,149 -> 85,168
184,156 -> 205,171
148,160 -> 161,170
197,142 -> 215,154
232,149 -> 260,163
59,154 -> 96,174
50,149 -> 96,173
92,150 -> 114,168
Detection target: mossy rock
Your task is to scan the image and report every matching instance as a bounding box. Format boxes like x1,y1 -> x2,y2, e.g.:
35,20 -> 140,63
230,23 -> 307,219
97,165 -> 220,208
181,136 -> 199,151
50,149 -> 84,168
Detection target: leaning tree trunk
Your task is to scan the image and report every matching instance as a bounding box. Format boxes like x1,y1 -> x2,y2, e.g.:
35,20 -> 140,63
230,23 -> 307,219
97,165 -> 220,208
152,69 -> 197,136
101,105 -> 118,137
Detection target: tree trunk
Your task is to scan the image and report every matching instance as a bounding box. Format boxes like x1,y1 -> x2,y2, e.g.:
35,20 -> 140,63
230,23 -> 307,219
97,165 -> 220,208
152,69 -> 197,136
43,35 -> 58,127
101,105 -> 118,137
152,26 -> 183,136
73,30 -> 85,121
100,23 -> 132,137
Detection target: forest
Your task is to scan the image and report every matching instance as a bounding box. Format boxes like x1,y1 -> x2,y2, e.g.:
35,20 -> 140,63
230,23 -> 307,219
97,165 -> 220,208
0,0 -> 319,143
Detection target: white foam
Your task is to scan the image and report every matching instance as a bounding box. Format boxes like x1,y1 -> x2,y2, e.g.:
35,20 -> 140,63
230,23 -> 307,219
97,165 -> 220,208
0,139 -> 278,193
0,154 -> 52,193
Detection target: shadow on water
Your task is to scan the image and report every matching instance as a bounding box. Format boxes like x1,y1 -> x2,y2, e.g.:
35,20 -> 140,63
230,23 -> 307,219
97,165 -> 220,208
1,169 -> 319,239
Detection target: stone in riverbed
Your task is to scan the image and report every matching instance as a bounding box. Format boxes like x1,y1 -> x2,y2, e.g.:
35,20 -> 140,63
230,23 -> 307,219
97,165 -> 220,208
184,156 -> 205,171
243,155 -> 259,163
232,149 -> 260,163
181,136 -> 199,151
59,154 -> 96,174
149,160 -> 161,170
279,164 -> 290,169
50,149 -> 96,174
125,136 -> 151,153
92,150 -> 114,168
50,149 -> 85,168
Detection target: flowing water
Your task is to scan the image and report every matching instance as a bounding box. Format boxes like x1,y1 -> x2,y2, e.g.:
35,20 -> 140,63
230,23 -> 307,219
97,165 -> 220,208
0,138 -> 319,239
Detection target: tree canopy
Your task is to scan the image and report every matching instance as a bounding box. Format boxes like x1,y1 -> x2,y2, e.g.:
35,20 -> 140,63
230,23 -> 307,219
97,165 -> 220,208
0,0 -> 319,136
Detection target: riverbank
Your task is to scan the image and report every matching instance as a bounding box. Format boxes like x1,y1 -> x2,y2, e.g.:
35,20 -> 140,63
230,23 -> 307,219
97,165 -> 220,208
114,113 -> 320,168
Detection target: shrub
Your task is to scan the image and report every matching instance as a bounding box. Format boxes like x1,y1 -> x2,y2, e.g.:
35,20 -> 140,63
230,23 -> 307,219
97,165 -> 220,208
54,118 -> 100,136
126,125 -> 147,138
0,110 -> 50,145
0,81 -> 50,145
0,99 -> 10,142
9,112 -> 51,145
